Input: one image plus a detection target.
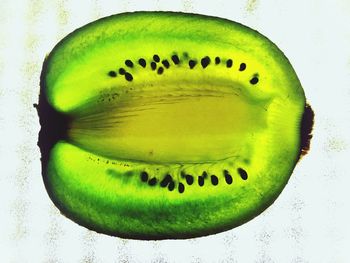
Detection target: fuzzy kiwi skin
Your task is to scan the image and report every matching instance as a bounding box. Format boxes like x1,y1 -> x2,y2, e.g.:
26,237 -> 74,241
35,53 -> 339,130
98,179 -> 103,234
38,11 -> 309,240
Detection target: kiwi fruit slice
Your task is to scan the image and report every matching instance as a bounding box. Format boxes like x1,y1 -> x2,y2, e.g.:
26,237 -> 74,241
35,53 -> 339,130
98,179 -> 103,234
37,11 -> 313,240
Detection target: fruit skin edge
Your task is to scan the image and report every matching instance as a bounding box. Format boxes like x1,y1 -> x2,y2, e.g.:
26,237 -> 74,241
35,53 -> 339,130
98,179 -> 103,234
42,141 -> 293,240
44,11 -> 305,111
36,11 -> 313,240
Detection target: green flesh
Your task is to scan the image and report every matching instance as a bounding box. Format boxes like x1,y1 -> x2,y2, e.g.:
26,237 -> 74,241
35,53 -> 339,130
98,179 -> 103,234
69,81 -> 271,163
39,11 -> 306,239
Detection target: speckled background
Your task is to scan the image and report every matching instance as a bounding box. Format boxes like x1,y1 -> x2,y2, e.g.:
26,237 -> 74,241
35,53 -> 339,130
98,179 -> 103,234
1,0 -> 349,262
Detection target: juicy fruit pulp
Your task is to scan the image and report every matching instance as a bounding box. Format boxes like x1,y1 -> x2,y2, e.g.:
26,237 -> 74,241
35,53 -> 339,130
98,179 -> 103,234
38,11 -> 308,239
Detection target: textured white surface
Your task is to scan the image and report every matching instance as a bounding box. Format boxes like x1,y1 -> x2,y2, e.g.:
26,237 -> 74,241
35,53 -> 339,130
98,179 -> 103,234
0,0 -> 349,262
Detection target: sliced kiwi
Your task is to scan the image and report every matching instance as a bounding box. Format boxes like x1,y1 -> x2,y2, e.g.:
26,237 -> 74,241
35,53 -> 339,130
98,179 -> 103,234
37,11 -> 313,240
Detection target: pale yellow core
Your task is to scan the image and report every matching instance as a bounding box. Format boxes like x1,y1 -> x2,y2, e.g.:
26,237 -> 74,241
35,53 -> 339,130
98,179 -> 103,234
68,84 -> 268,163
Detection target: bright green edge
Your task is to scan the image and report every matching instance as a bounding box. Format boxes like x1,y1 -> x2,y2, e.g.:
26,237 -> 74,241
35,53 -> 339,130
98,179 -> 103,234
41,11 -> 306,240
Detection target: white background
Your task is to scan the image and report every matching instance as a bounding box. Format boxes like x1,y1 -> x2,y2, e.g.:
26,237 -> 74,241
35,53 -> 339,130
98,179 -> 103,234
0,0 -> 349,262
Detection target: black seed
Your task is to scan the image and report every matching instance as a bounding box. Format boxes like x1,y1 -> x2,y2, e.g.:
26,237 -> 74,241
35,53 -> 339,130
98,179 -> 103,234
160,174 -> 172,187
237,168 -> 248,180
151,61 -> 157,70
157,67 -> 164,75
215,57 -> 220,64
226,59 -> 233,68
171,55 -> 180,64
201,56 -> 210,68
224,170 -> 233,184
148,177 -> 157,186
178,183 -> 185,193
211,175 -> 219,185
125,73 -> 133,81
185,174 -> 194,185
108,71 -> 117,77
189,60 -> 196,69
198,176 -> 204,186
162,59 -> 170,68
250,77 -> 259,85
168,181 -> 175,191
202,171 -> 208,178
119,68 -> 126,75
125,60 -> 133,67
153,54 -> 160,62
141,171 -> 148,182
138,58 -> 146,68
239,63 -> 246,71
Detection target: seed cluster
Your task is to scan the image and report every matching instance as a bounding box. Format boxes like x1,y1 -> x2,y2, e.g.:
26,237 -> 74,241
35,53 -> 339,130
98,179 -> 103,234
107,52 -> 259,85
139,168 -> 248,194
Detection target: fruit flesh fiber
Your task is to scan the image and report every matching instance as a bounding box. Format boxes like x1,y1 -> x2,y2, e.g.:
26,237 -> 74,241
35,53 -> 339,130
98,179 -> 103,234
69,81 -> 271,163
40,12 -> 306,239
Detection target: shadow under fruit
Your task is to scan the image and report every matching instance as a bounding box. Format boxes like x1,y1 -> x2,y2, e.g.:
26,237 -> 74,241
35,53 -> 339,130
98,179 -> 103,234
36,11 -> 314,240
